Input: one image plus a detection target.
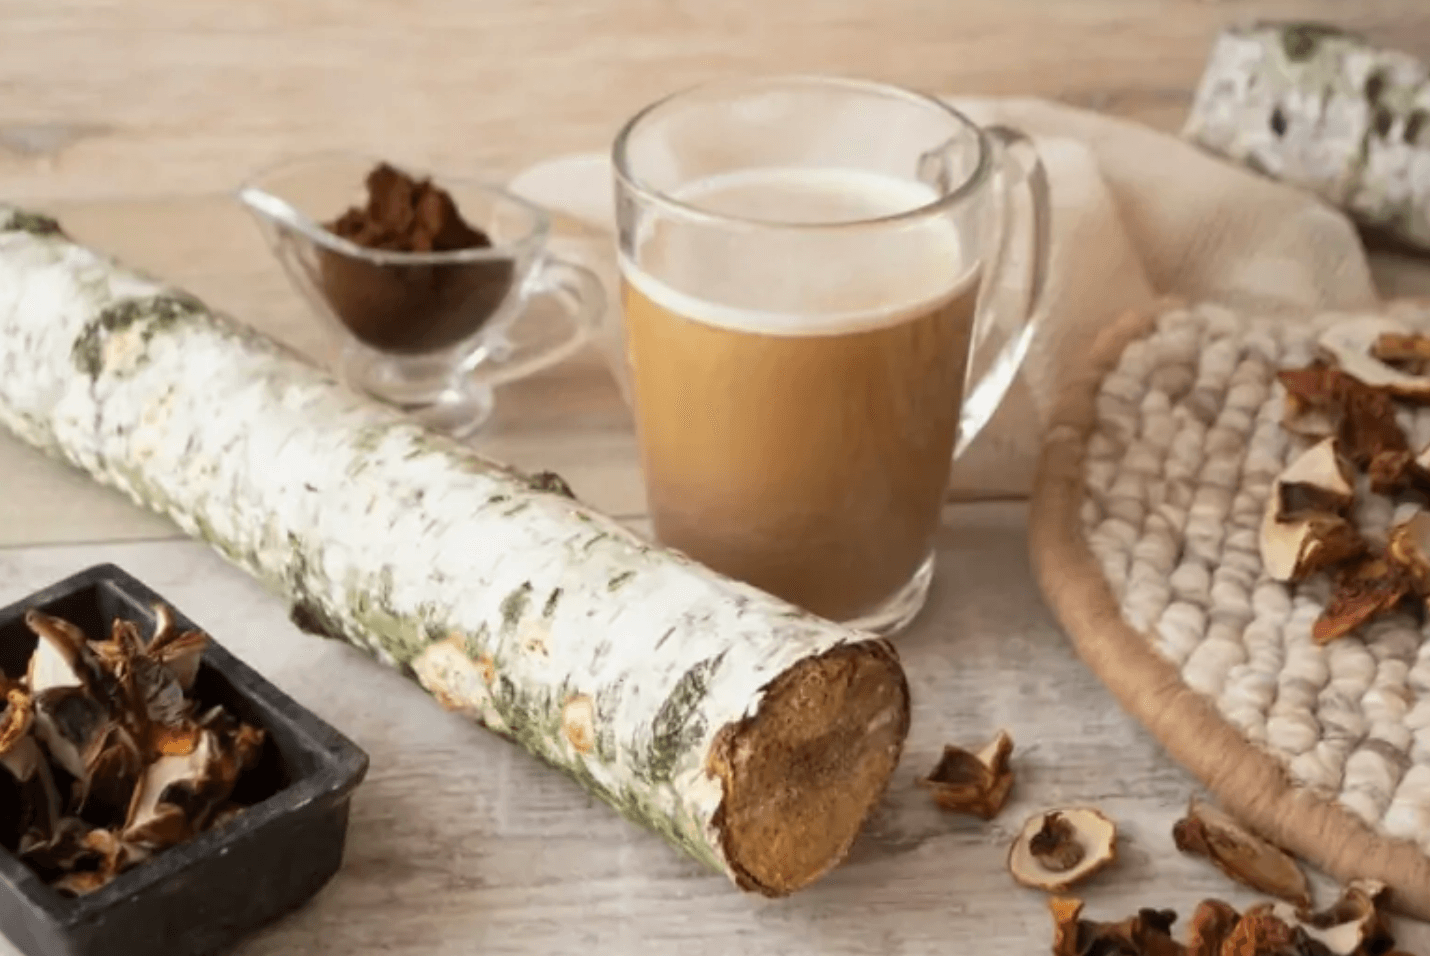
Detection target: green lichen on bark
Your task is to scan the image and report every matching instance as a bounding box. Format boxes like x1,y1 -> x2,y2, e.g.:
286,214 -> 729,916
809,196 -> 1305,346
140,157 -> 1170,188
1277,21 -> 1353,61
593,676 -> 626,764
500,582 -> 532,633
448,651 -> 719,872
1,210 -> 62,236
72,293 -> 206,379
346,567 -> 433,665
461,622 -> 492,659
603,781 -> 719,870
489,673 -> 564,761
396,426 -> 488,474
637,651 -> 727,785
350,422 -> 396,460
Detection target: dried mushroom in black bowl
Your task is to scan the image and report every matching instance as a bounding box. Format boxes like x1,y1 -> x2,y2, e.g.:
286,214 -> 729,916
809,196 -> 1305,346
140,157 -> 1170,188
2,603 -> 267,897
0,564 -> 369,956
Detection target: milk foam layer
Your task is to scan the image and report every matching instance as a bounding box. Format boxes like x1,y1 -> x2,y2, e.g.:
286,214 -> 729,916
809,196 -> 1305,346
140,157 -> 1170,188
621,167 -> 978,336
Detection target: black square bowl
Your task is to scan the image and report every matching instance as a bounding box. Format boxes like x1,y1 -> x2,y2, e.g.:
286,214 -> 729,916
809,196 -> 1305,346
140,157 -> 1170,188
0,564 -> 370,956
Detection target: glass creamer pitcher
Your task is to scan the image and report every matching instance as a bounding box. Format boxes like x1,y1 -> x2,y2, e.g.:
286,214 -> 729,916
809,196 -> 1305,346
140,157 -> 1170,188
611,76 -> 1049,635
239,152 -> 605,437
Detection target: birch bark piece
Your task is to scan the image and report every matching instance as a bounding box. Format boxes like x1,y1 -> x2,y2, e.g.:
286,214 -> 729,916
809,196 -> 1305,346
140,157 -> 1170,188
1183,23 -> 1430,252
0,207 -> 912,896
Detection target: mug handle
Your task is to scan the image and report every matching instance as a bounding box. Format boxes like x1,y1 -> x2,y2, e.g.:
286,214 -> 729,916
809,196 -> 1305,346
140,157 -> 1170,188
953,124 -> 1051,459
462,255 -> 606,388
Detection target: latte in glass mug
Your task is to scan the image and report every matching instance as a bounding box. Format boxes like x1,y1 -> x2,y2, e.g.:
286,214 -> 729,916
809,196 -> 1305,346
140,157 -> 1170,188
613,76 -> 1047,635
620,167 -> 978,623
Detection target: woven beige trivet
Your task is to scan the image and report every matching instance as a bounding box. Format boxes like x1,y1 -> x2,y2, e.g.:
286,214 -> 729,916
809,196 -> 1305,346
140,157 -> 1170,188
1030,297 -> 1430,920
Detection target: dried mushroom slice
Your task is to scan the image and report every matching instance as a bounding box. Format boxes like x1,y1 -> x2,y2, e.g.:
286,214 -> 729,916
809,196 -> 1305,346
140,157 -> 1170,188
1045,897 -> 1182,956
1172,798 -> 1312,908
20,816 -> 148,898
1366,446 -> 1430,498
0,682 -> 36,769
122,716 -> 264,852
1221,904 -> 1298,956
144,604 -> 207,693
31,686 -> 109,780
77,721 -> 146,819
1371,329 -> 1430,375
1277,363 -> 1341,438
25,616 -> 152,818
122,732 -> 224,851
94,619 -> 160,743
1276,362 -> 1413,471
1275,437 -> 1356,515
1049,897 -> 1086,956
196,704 -> 266,769
26,631 -> 80,696
1314,555 -> 1414,645
25,610 -> 125,713
150,720 -> 204,758
919,729 -> 1014,820
1260,438 -> 1365,583
1319,316 -> 1430,401
20,815 -> 100,875
1272,880 -> 1394,956
0,682 -> 62,847
1279,358 -> 1415,490
89,615 -> 208,761
1386,511 -> 1430,597
1010,808 -> 1116,892
1029,812 -> 1086,871
1184,899 -> 1240,956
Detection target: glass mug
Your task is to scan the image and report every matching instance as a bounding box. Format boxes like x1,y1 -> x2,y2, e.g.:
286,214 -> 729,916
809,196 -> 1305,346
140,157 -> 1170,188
612,76 -> 1049,635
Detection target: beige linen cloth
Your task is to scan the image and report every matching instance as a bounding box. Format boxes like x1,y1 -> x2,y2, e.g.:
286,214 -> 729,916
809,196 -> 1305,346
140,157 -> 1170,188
0,95 -> 1383,546
510,95 -> 1380,497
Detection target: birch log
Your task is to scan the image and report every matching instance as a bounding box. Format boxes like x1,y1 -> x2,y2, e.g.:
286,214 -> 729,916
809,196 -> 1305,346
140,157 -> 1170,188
1183,22 -> 1430,251
0,207 -> 912,896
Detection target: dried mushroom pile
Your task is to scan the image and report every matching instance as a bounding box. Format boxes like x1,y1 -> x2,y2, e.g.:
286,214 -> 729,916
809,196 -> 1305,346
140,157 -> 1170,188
0,606 -> 265,895
910,318 -> 1430,954
1263,317 -> 1430,643
1050,879 -> 1400,956
1036,799 -> 1420,955
918,733 -> 1421,954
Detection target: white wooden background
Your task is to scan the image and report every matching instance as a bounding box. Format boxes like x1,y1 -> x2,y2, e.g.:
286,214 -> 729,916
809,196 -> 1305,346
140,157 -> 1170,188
9,506 -> 1418,955
3,1 -> 1430,952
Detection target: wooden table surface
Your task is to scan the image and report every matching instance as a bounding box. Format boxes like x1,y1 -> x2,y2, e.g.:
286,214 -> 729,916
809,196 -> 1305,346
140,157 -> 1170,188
5,2 -> 1430,954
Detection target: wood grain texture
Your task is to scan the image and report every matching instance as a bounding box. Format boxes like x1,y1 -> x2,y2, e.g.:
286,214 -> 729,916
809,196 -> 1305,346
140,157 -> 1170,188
4,0 -> 1430,951
0,508 -> 1424,955
0,0 -> 1428,203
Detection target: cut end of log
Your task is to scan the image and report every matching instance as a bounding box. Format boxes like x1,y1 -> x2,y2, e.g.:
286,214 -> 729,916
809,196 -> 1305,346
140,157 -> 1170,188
707,640 -> 910,896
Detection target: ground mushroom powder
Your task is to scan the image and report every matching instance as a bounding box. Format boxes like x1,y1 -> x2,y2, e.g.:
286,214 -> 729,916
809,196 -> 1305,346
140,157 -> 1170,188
318,163 -> 513,354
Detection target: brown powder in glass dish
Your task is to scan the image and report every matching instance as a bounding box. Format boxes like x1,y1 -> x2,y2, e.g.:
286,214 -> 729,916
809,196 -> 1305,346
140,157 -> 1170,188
317,163 -> 514,354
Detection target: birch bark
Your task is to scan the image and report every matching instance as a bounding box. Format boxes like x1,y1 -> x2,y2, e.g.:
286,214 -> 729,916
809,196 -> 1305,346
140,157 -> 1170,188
1183,23 -> 1430,251
0,208 -> 911,895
